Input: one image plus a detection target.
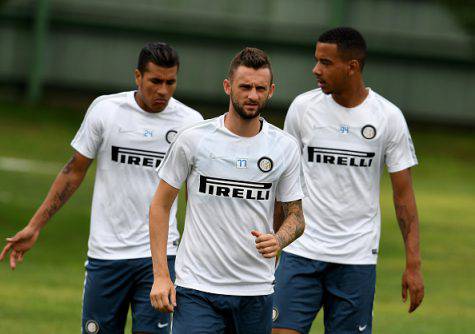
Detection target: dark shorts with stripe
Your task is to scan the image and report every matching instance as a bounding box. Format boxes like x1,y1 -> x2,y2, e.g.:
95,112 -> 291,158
273,251 -> 376,334
172,286 -> 273,334
82,256 -> 175,334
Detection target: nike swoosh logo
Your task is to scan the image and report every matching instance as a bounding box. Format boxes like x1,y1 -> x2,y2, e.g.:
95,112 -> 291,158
118,128 -> 138,133
358,325 -> 367,331
157,322 -> 168,328
209,153 -> 227,159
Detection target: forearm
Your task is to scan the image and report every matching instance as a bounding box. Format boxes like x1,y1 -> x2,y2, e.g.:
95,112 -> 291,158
149,201 -> 171,280
28,157 -> 87,230
275,199 -> 305,249
394,191 -> 421,269
273,201 -> 284,233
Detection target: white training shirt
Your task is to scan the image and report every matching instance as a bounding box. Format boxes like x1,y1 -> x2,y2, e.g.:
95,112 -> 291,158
158,114 -> 306,296
283,88 -> 417,265
71,91 -> 203,260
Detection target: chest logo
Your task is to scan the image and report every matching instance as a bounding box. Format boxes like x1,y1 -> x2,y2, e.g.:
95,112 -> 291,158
166,130 -> 177,144
361,125 -> 376,139
111,146 -> 166,168
258,157 -> 273,173
236,158 -> 248,169
199,175 -> 272,201
308,147 -> 375,168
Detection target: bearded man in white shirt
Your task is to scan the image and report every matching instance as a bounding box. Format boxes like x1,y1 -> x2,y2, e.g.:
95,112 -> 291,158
149,47 -> 306,334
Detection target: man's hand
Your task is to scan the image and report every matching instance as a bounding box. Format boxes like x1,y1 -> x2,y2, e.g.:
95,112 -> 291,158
390,169 -> 424,313
251,230 -> 281,258
150,276 -> 176,313
0,225 -> 40,270
402,267 -> 424,313
1,152 -> 91,271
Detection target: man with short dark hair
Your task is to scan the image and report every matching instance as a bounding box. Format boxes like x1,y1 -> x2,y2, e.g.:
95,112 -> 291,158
148,47 -> 306,333
1,42 -> 203,334
272,27 -> 424,334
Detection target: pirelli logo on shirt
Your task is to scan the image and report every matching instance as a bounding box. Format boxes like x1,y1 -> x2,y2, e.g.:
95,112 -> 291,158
199,175 -> 272,201
308,147 -> 375,167
111,146 -> 166,168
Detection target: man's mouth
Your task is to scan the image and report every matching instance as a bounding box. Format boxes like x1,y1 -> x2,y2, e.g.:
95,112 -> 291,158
154,98 -> 167,104
244,102 -> 259,109
317,78 -> 326,88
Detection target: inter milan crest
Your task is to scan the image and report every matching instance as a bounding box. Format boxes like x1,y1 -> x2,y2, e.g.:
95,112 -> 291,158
361,125 -> 376,139
165,130 -> 178,144
258,157 -> 273,173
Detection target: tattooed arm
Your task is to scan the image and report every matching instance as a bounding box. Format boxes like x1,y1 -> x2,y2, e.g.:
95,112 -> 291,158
276,200 -> 305,248
0,151 -> 92,269
253,199 -> 305,258
273,200 -> 285,234
390,168 -> 424,313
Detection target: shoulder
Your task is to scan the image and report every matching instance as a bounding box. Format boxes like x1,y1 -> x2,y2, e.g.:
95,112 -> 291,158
291,88 -> 325,109
266,122 -> 301,151
370,90 -> 408,125
173,116 -> 218,144
89,91 -> 130,110
287,88 -> 325,122
168,97 -> 204,121
86,91 -> 130,119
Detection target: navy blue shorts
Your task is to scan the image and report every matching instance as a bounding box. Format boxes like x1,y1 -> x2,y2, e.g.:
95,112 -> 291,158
172,286 -> 273,334
82,256 -> 175,334
273,251 -> 376,334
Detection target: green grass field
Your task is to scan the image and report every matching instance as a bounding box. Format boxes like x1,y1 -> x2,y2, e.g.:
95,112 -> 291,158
0,102 -> 474,333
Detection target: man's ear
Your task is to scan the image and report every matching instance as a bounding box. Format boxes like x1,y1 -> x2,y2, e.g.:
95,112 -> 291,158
268,83 -> 275,99
223,78 -> 231,96
134,69 -> 142,87
348,59 -> 360,76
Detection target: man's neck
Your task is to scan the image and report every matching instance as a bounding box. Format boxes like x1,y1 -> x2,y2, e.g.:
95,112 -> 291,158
224,108 -> 261,137
134,91 -> 163,114
134,92 -> 149,111
331,81 -> 368,108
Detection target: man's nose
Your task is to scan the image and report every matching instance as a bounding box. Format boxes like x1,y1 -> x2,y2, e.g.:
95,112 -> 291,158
248,87 -> 259,100
312,62 -> 322,76
156,83 -> 167,95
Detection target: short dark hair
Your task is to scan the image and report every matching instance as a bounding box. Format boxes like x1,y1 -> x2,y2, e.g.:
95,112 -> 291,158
228,47 -> 273,83
137,42 -> 179,73
318,27 -> 367,70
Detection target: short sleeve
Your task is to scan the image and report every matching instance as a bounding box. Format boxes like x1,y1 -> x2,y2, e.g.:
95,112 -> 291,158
175,111 -> 203,134
71,99 -> 104,159
385,110 -> 418,173
158,132 -> 193,189
190,111 -> 204,124
283,98 -> 303,150
276,141 -> 306,202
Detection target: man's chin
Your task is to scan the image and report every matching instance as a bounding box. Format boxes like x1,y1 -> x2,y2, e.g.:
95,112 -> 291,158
149,102 -> 168,113
237,109 -> 260,120
231,99 -> 264,120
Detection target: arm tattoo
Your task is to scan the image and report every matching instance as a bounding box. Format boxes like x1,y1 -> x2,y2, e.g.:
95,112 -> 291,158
275,199 -> 305,249
394,201 -> 416,245
41,182 -> 76,221
40,155 -> 85,222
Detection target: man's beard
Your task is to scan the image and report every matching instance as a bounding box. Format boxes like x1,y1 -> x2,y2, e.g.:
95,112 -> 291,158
231,95 -> 268,120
